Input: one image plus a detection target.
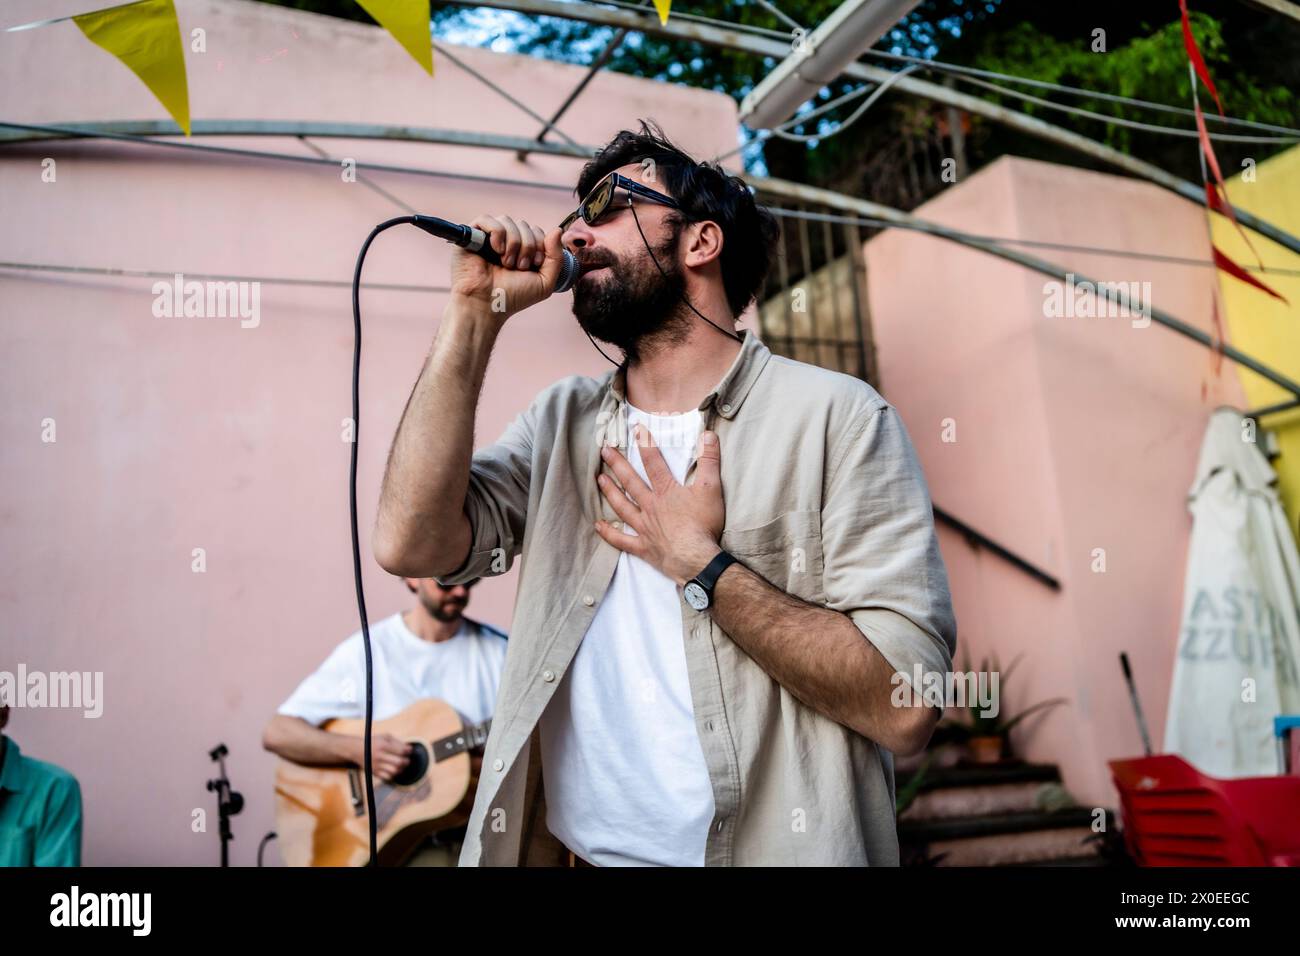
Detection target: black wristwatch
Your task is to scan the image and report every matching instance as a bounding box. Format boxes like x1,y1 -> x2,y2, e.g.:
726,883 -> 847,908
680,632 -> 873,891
683,550 -> 738,611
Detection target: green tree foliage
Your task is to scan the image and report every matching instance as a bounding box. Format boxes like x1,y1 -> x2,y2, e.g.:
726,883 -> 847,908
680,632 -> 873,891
939,2 -> 1297,189
257,1 -> 1298,213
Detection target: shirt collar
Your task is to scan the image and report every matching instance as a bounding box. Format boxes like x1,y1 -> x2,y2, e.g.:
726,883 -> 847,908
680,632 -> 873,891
395,612 -> 468,645
608,328 -> 771,420
0,737 -> 26,794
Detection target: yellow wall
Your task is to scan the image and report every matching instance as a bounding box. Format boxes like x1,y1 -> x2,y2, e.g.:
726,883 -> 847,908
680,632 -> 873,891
1212,145 -> 1300,536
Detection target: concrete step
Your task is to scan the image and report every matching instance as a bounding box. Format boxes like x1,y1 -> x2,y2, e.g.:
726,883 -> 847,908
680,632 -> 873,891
903,781 -> 1053,820
899,793 -> 1115,866
900,806 -> 1104,842
899,761 -> 1069,821
1010,854 -> 1114,867
899,760 -> 1061,791
914,824 -> 1104,866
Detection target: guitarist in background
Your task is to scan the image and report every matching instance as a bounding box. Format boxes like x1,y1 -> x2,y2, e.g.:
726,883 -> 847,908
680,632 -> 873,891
262,576 -> 508,866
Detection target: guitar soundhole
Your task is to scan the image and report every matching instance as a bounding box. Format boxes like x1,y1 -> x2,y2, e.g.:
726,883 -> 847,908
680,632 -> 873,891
390,742 -> 429,788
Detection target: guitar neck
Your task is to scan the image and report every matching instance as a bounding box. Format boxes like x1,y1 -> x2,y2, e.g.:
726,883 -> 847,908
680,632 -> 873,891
431,718 -> 491,762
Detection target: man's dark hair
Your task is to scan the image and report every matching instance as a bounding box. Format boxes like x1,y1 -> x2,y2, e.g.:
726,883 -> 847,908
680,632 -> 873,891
576,120 -> 781,319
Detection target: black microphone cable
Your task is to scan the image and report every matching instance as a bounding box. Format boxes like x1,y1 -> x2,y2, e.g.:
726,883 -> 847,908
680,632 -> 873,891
349,209 -> 723,863
349,215 -> 578,865
350,217 -> 410,866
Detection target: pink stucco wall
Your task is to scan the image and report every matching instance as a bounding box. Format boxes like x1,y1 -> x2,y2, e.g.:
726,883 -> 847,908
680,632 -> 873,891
868,156 -> 1250,810
0,0 -> 740,864
2,0 -> 1242,866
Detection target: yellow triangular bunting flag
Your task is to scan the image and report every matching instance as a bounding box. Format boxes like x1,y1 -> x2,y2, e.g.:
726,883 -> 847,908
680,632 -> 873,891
356,0 -> 433,75
652,0 -> 672,26
74,0 -> 190,136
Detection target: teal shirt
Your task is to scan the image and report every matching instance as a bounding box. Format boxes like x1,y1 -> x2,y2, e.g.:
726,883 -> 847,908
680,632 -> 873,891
0,737 -> 82,866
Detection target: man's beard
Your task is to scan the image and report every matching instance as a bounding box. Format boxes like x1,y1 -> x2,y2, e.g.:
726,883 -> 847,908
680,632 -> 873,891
423,595 -> 464,623
572,225 -> 691,362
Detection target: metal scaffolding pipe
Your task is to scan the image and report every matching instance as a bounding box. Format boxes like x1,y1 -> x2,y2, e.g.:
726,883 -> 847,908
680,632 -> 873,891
3,117 -> 1295,398
430,0 -> 1300,258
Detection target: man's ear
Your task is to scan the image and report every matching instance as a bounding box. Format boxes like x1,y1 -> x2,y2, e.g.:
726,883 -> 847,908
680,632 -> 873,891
683,219 -> 724,269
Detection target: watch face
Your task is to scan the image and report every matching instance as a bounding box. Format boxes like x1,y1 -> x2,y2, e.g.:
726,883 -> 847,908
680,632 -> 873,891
684,581 -> 709,611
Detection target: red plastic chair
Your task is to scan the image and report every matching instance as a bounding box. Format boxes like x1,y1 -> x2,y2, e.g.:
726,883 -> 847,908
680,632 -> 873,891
1109,755 -> 1300,866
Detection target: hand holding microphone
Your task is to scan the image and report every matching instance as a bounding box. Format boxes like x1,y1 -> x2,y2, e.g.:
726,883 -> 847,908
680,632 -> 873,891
424,214 -> 577,321
348,208 -> 576,862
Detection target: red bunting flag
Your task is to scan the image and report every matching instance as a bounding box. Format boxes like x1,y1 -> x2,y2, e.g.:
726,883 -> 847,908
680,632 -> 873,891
1179,0 -> 1285,302
1212,247 -> 1289,305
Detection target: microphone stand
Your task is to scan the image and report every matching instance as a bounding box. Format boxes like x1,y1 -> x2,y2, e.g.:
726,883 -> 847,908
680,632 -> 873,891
206,743 -> 244,867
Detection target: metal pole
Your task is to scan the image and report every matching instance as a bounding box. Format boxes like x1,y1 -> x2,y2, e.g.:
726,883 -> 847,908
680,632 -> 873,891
755,174 -> 1300,399
4,119 -> 1294,399
516,0 -> 656,161
843,219 -> 876,385
431,0 -> 1300,258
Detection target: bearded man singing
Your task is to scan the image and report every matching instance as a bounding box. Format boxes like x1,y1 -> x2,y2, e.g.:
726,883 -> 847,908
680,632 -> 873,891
373,121 -> 957,867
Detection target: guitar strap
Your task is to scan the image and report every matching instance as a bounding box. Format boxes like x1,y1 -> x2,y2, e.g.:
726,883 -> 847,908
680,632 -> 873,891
467,616 -> 509,643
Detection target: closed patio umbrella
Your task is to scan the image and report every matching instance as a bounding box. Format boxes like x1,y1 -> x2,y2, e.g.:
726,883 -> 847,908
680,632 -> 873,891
1163,407 -> 1300,777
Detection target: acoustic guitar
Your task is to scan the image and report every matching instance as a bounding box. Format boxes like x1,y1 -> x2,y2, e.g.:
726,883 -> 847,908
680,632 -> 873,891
274,698 -> 489,866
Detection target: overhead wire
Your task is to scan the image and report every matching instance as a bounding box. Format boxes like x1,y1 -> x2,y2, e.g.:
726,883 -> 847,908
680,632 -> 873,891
567,0 -> 1300,141
2,112 -> 1296,287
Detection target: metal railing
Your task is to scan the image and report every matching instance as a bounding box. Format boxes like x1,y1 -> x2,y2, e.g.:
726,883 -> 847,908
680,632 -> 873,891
756,197 -> 877,386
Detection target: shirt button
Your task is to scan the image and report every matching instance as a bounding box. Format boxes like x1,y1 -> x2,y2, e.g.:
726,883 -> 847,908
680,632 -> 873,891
720,403 -> 732,413
705,719 -> 715,732
492,759 -> 504,772
582,594 -> 594,606
715,818 -> 725,833
543,669 -> 556,682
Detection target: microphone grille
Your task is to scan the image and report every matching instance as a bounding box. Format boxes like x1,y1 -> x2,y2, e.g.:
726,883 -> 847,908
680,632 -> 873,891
555,249 -> 580,294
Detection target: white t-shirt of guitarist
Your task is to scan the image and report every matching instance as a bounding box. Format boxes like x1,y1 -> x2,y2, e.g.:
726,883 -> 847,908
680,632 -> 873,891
277,612 -> 508,727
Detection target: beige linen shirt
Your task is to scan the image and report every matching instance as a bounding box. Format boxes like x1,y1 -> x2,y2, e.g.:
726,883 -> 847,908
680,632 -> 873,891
440,328 -> 956,866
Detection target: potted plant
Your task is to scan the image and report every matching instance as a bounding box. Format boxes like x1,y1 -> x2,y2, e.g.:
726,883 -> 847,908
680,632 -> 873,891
939,651 -> 1068,765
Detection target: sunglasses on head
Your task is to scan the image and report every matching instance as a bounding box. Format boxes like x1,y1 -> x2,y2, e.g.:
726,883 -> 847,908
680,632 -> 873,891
560,172 -> 681,232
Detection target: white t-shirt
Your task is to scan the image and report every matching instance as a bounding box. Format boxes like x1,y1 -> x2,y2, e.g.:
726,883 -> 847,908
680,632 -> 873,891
539,402 -> 714,866
277,612 -> 508,727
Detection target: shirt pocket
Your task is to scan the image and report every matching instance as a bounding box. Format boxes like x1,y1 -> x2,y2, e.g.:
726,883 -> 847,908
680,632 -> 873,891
0,825 -> 35,866
720,509 -> 826,604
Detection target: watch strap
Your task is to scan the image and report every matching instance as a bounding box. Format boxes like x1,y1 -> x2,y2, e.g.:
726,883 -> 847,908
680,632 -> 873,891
692,550 -> 738,594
